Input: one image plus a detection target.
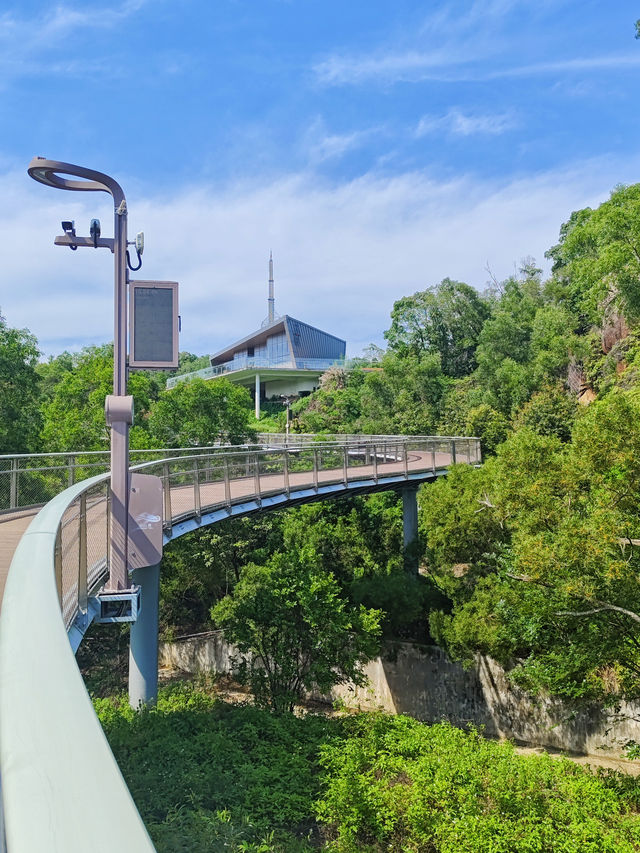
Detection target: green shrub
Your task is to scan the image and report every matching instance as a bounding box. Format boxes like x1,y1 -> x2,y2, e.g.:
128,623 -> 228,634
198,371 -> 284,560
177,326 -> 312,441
96,685 -> 640,853
316,714 -> 640,852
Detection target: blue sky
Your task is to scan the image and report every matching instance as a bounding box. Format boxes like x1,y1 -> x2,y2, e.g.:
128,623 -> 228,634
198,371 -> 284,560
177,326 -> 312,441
1,0 -> 640,358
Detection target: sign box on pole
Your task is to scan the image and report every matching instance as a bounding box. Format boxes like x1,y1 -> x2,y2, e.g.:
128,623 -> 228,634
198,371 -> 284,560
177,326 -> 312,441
129,280 -> 179,369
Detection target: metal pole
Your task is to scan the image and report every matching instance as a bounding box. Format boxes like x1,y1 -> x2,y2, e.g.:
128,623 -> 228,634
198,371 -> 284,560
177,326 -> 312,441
194,459 -> 201,521
402,485 -> 419,575
78,493 -> 88,614
283,449 -> 290,496
9,460 -> 17,510
255,373 -> 261,420
162,462 -> 172,536
128,562 -> 160,708
106,197 -> 130,591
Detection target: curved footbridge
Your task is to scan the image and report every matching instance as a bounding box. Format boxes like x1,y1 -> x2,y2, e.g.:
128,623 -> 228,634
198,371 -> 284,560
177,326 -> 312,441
0,434 -> 479,852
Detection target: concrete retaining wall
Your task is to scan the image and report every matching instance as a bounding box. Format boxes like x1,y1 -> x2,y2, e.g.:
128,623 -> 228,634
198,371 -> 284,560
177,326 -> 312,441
159,632 -> 640,756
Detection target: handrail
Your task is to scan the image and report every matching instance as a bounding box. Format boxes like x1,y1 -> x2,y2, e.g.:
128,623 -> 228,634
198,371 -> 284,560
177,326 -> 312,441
0,473 -> 155,852
0,435 -> 480,513
0,434 -> 481,851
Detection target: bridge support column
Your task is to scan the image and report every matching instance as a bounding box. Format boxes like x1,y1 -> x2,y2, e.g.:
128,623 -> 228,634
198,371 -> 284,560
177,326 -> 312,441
402,484 -> 419,575
128,561 -> 160,709
255,373 -> 261,420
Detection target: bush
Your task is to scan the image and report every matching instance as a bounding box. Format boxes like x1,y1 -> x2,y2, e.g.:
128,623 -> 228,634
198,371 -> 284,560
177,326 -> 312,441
316,714 -> 640,852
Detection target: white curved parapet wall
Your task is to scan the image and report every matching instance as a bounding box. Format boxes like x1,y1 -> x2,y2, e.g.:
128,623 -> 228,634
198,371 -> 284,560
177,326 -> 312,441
0,436 -> 481,852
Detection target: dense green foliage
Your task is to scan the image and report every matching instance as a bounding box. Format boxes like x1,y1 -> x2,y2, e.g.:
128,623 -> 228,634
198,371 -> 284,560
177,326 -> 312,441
318,713 -> 640,852
96,682 -> 640,853
148,376 -> 256,446
212,549 -> 382,712
0,311 -> 41,453
424,393 -> 640,704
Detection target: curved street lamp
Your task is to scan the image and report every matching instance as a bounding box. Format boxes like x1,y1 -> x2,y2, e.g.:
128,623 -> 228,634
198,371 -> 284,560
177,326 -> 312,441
28,157 -> 134,592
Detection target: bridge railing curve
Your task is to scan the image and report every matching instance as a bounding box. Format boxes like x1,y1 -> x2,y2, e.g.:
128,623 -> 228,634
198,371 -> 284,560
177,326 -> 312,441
0,435 -> 480,852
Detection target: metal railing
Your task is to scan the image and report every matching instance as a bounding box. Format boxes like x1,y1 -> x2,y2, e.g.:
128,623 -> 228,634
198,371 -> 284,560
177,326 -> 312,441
166,357 -> 346,389
0,435 -> 480,513
0,434 -> 480,852
0,443 -> 257,513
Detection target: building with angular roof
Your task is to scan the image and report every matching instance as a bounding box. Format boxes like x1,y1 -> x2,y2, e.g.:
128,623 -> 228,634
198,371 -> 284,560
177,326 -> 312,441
167,255 -> 346,417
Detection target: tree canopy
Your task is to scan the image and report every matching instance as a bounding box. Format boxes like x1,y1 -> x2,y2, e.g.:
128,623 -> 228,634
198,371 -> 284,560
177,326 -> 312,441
0,312 -> 41,454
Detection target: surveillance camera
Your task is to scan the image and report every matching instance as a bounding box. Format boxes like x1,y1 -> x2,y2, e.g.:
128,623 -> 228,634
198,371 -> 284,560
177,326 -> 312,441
61,220 -> 75,234
90,218 -> 101,247
135,231 -> 144,256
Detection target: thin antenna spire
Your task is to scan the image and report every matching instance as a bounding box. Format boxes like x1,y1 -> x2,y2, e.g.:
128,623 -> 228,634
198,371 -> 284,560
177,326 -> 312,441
268,250 -> 275,324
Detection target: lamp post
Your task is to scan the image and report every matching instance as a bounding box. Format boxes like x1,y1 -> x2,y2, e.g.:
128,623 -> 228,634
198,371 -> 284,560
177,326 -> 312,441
279,393 -> 299,441
28,158 -> 136,592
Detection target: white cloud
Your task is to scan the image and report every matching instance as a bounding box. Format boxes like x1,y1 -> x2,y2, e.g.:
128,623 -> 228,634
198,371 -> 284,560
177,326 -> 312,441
315,48 -> 640,87
303,118 -> 380,163
416,109 -> 517,137
1,156 -> 637,359
0,1 -> 148,80
312,0 -> 638,87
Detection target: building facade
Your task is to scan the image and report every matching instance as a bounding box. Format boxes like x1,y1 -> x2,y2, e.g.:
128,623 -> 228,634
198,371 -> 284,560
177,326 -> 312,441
167,256 -> 346,417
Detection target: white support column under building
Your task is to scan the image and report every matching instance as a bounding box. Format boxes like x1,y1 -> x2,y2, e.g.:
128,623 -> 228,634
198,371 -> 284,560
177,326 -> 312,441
255,372 -> 261,419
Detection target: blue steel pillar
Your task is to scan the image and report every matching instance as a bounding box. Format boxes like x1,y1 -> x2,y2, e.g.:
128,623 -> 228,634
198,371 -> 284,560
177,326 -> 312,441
128,562 -> 160,708
402,484 -> 419,575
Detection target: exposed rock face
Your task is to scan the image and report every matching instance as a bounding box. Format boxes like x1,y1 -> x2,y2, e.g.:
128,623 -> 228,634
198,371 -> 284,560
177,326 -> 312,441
567,359 -> 595,405
601,306 -> 629,354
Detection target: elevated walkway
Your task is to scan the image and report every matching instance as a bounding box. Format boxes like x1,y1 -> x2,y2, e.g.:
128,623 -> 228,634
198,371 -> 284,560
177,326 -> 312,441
0,434 -> 480,852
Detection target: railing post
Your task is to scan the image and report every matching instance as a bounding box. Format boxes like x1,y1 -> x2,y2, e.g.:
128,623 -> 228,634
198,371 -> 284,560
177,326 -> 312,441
254,453 -> 261,501
9,459 -> 18,509
313,448 -> 319,491
224,456 -> 232,508
403,441 -> 409,479
163,462 -> 172,535
68,454 -> 75,487
54,527 -> 63,607
106,485 -> 111,569
283,450 -> 290,496
343,445 -> 348,485
372,444 -> 378,482
78,493 -> 87,614
451,439 -> 457,465
431,444 -> 436,474
194,459 -> 201,521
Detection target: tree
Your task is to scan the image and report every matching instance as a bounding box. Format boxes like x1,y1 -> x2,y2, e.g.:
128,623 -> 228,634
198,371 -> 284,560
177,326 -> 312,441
148,377 -> 256,446
545,184 -> 640,323
358,352 -> 447,435
0,313 -> 41,453
211,548 -> 381,713
425,396 -> 640,707
169,351 -> 211,378
465,404 -> 509,455
385,278 -> 490,378
512,383 -> 577,442
40,345 -> 161,451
